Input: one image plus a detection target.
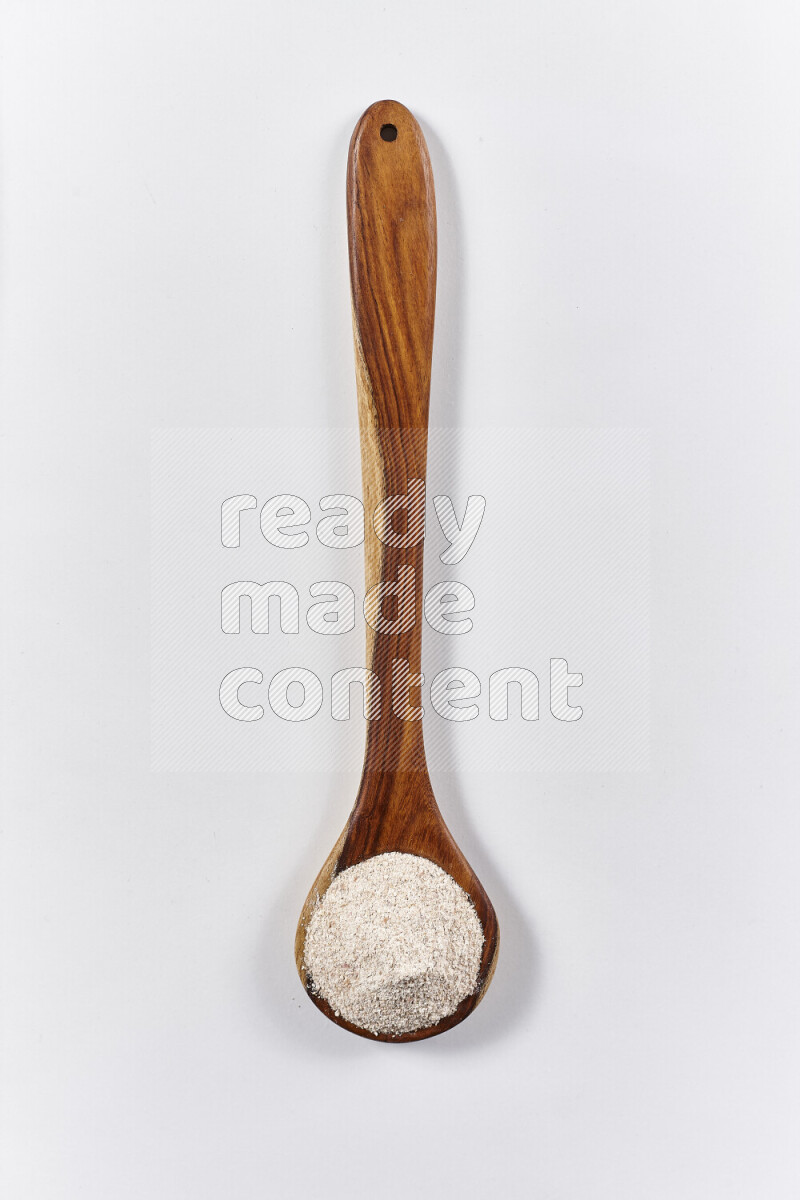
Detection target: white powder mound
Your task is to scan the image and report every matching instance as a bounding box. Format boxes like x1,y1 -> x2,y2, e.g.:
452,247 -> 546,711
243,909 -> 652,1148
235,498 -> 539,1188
303,851 -> 484,1036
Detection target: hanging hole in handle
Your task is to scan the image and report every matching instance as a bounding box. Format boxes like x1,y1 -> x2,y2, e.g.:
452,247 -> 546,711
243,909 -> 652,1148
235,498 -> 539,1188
380,123 -> 398,142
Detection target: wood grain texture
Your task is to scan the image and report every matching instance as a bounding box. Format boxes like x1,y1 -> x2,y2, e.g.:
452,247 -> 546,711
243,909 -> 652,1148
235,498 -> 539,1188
296,100 -> 498,1042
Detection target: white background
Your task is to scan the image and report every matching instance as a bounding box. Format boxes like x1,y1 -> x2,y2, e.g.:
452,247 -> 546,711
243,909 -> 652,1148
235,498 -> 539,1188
2,2 -> 799,1197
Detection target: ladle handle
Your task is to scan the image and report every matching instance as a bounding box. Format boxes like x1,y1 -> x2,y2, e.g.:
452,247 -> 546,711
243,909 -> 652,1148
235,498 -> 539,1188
347,100 -> 437,774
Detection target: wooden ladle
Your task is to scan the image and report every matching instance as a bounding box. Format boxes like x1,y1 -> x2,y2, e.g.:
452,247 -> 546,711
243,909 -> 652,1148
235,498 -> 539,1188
295,99 -> 499,1041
